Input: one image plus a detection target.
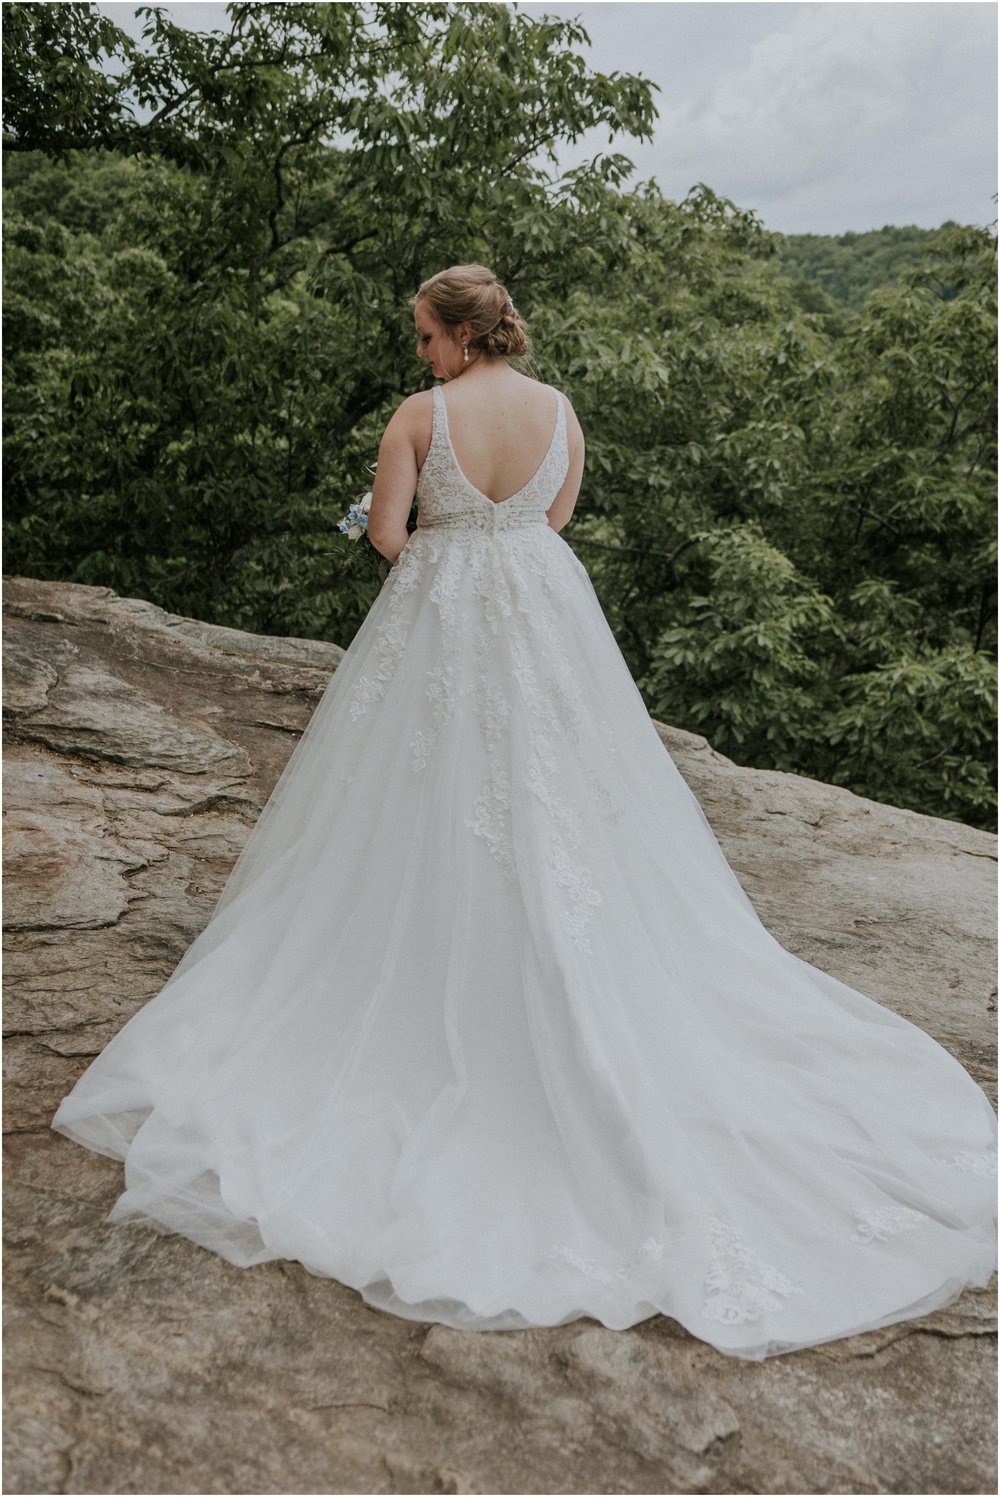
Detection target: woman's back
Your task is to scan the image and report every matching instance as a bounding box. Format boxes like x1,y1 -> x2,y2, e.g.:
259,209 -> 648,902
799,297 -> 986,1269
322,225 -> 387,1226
420,366 -> 565,506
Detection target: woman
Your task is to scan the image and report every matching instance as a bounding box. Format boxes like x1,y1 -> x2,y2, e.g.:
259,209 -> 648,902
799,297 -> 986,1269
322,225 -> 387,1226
366,278 -> 586,561
51,264 -> 997,1361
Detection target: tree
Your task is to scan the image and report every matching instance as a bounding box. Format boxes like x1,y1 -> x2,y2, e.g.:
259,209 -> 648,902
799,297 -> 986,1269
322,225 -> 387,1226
4,2 -> 658,634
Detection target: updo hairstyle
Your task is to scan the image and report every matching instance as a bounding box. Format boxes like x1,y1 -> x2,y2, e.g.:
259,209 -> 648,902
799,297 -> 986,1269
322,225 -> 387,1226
414,264 -> 530,360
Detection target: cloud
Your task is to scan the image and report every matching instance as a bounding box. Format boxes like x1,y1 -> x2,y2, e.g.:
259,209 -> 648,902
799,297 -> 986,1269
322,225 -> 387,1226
650,2 -> 996,230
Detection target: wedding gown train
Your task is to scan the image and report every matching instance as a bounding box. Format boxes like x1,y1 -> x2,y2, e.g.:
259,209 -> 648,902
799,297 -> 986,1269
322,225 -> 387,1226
51,383 -> 997,1360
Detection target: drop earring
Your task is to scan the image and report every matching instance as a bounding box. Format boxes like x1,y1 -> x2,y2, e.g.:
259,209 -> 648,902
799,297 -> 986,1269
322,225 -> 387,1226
463,343 -> 469,364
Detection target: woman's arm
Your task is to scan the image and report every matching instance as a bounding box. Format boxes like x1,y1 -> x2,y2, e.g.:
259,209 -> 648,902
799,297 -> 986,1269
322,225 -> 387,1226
547,397 -> 586,534
366,393 -> 427,564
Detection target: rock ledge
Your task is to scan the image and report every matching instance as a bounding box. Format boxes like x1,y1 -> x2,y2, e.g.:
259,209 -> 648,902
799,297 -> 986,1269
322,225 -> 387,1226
4,576 -> 996,1496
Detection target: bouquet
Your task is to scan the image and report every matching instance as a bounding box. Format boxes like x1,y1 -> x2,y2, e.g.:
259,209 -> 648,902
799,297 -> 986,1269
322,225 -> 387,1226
337,465 -> 376,540
336,464 -> 390,580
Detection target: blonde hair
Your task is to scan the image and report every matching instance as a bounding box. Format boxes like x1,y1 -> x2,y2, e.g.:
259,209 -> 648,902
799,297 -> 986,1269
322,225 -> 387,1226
413,263 -> 531,360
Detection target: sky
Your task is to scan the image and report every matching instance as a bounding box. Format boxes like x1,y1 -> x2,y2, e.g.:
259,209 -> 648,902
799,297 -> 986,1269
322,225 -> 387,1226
97,0 -> 998,236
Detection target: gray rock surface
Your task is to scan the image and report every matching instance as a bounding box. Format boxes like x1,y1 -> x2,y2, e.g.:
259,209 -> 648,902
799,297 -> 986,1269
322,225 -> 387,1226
4,575 -> 996,1495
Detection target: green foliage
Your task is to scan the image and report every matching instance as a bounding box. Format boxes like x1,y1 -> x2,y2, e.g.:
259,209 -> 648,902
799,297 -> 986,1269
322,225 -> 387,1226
826,646 -> 997,825
639,523 -> 837,763
3,2 -> 996,830
2,2 -> 138,156
552,210 -> 996,828
775,222 -> 972,318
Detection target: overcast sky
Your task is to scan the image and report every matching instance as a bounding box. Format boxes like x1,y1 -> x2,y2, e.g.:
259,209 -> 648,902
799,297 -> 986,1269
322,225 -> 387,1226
98,0 -> 997,236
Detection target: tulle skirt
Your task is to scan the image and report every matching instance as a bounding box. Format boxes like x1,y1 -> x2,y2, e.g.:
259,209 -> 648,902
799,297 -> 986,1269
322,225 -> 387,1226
51,523 -> 997,1359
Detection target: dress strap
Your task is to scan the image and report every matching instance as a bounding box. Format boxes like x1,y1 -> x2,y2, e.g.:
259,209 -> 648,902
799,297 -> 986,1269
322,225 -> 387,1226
425,384 -> 444,464
552,389 -> 568,473
431,384 -> 452,455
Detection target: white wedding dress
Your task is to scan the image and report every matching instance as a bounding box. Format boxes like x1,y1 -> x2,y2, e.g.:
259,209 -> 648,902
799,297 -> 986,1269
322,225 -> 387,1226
51,383 -> 997,1360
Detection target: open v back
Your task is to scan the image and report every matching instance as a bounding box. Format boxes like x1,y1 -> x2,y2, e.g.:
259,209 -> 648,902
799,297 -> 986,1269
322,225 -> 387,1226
438,386 -> 563,505
415,384 -> 569,532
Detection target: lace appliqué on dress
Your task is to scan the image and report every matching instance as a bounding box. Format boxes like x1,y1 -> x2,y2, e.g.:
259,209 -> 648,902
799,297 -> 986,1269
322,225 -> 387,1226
464,760 -> 516,880
701,1212 -> 805,1325
544,1235 -> 664,1286
551,833 -> 603,954
849,1205 -> 928,1244
348,547 -> 422,722
411,659 -> 462,772
934,1150 -> 997,1178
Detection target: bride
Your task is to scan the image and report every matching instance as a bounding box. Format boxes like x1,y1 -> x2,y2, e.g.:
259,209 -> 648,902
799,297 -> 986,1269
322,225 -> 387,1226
51,263 -> 997,1361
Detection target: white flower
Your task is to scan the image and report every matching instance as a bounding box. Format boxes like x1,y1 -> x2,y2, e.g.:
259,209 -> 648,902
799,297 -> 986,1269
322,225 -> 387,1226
336,463 -> 377,542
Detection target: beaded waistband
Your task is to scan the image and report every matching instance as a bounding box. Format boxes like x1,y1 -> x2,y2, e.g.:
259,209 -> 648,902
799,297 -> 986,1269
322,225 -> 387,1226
416,505 -> 549,535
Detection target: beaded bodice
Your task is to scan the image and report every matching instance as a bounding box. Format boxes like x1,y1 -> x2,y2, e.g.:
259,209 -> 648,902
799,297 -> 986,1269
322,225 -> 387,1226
415,384 -> 568,535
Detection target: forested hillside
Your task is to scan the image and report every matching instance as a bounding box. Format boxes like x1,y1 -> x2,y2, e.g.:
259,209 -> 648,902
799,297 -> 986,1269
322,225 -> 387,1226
3,2 -> 996,829
776,224 -> 969,318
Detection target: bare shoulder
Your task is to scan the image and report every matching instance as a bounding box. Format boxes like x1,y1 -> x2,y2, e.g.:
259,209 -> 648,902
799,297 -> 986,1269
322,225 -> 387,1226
541,381 -> 584,445
381,388 -> 433,441
517,373 -> 578,414
395,388 -> 434,422
535,376 -> 577,410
